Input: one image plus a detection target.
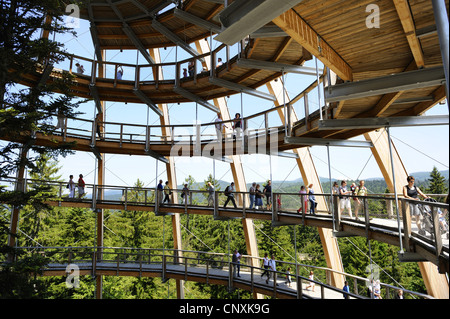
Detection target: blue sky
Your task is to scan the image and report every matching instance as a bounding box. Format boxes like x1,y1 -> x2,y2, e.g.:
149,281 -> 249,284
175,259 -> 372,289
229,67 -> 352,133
10,15 -> 448,191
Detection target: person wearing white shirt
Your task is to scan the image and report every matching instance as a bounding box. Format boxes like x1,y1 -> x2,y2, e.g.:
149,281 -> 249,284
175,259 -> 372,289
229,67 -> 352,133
214,114 -> 228,140
232,249 -> 241,277
67,175 -> 75,199
261,253 -> 270,280
266,255 -> 278,285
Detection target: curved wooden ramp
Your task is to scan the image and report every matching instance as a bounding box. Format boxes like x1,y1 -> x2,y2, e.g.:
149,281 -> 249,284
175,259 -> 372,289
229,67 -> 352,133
2,177 -> 447,275
14,247 -> 433,300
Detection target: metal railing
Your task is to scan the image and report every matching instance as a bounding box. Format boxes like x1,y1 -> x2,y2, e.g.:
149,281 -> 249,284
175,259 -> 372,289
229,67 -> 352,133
37,104 -> 289,156
50,43 -> 230,87
9,246 -> 435,299
1,177 -> 448,268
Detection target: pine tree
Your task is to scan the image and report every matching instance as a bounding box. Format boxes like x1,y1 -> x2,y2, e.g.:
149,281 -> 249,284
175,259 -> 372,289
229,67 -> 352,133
1,1 -> 84,180
19,153 -> 63,247
426,166 -> 448,201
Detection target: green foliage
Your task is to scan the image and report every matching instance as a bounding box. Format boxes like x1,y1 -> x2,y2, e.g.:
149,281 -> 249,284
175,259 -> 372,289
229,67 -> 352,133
6,164 -> 448,298
426,166 -> 448,201
0,252 -> 49,298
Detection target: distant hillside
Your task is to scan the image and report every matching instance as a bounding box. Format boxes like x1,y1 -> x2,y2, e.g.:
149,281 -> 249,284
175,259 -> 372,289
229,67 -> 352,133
100,170 -> 448,199
399,170 -> 449,181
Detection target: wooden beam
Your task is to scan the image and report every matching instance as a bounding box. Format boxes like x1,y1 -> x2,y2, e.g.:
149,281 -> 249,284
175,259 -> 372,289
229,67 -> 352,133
354,61 -> 416,118
96,50 -> 108,299
149,48 -> 185,299
195,39 -> 262,299
364,129 -> 449,298
272,37 -> 293,61
393,85 -> 446,116
393,0 -> 425,68
266,77 -> 346,290
273,9 -> 353,81
365,91 -> 404,117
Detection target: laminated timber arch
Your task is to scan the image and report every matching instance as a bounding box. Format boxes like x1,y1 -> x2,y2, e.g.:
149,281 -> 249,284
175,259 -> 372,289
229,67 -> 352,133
148,47 -> 185,299
4,0 -> 449,299
265,78 -> 345,290
365,130 -> 449,299
193,38 -> 262,299
262,0 -> 448,298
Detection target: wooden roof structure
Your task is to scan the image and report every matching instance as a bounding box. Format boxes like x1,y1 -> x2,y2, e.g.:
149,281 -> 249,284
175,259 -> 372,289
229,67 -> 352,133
4,0 -> 449,299
8,0 -> 449,151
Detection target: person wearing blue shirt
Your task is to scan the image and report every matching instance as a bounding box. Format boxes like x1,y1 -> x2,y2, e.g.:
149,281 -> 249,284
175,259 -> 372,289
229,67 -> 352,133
157,180 -> 163,205
308,184 -> 317,215
117,65 -> 123,80
343,281 -> 350,299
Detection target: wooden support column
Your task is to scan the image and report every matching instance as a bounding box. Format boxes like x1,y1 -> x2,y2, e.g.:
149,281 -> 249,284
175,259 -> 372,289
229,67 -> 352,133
364,129 -> 449,299
266,79 -> 345,289
8,14 -> 49,258
364,130 -> 407,192
212,96 -> 259,267
195,39 -> 261,298
95,50 -> 106,300
149,48 -> 184,299
7,146 -> 29,258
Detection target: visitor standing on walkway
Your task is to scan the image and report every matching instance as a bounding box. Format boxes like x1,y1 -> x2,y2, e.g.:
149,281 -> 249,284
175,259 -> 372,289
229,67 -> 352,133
343,281 -> 350,299
207,182 -> 214,206
403,175 -> 428,235
77,174 -> 85,199
266,255 -> 278,286
117,65 -> 123,80
298,185 -> 307,213
261,253 -> 270,280
181,183 -> 189,205
332,181 -> 339,195
75,62 -> 84,74
285,267 -> 292,287
264,180 -> 272,210
188,61 -> 194,77
255,184 -> 264,209
163,181 -> 171,204
223,182 -> 237,208
249,182 -> 256,209
68,175 -> 75,199
354,180 -> 368,220
232,113 -> 242,140
308,184 -> 317,215
305,270 -> 315,292
215,114 -> 228,141
157,180 -> 164,206
339,181 -> 353,218
232,249 -> 241,277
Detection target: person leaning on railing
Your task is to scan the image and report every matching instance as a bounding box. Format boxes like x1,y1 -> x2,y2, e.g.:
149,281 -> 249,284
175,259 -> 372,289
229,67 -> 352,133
402,175 -> 429,235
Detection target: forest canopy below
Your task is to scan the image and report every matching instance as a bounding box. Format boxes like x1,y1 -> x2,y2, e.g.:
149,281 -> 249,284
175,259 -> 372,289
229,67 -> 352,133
1,154 -> 447,299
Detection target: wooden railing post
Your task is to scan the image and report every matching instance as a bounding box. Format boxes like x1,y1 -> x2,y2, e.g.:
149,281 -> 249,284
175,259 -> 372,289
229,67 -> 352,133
228,261 -> 233,291
250,266 -> 254,293
333,195 -> 340,231
297,276 -> 302,299
124,187 -> 128,210
304,93 -> 309,129
206,259 -> 209,285
431,206 -> 443,261
91,119 -> 97,147
273,271 -> 277,298
401,199 -> 412,252
162,255 -> 167,282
